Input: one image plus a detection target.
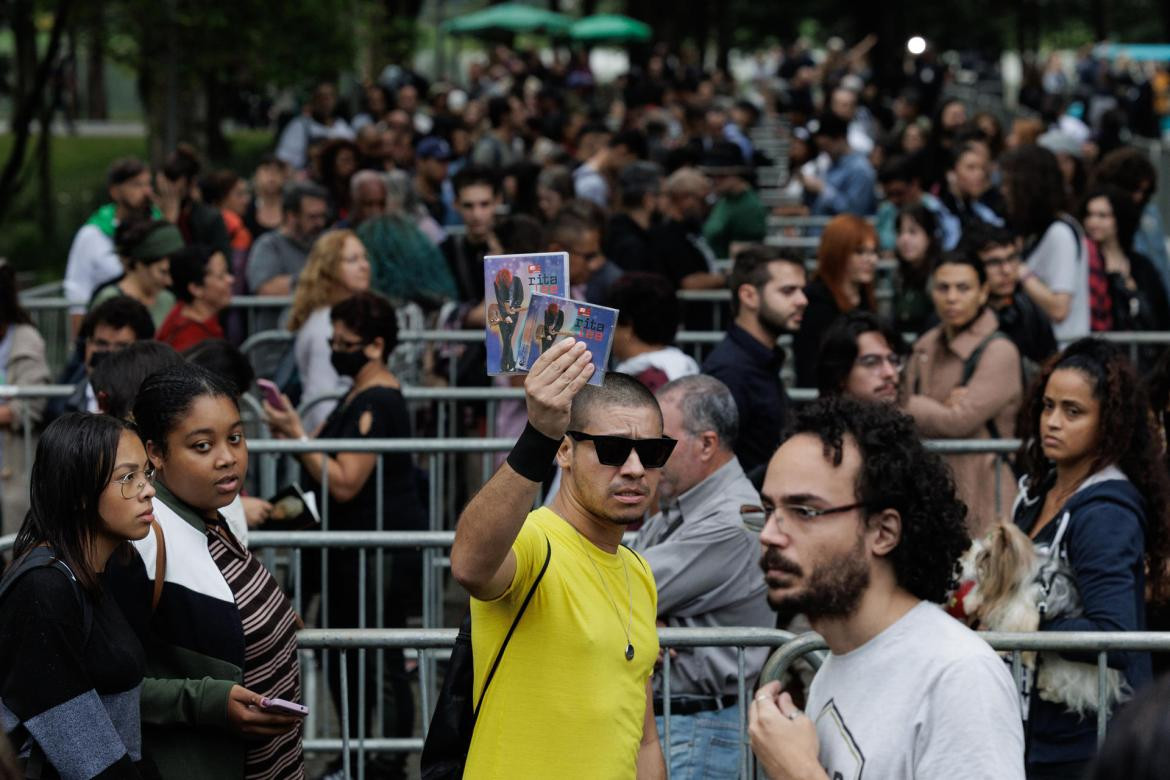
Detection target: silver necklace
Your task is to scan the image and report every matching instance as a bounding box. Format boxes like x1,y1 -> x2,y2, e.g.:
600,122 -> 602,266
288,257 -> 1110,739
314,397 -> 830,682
574,529 -> 635,661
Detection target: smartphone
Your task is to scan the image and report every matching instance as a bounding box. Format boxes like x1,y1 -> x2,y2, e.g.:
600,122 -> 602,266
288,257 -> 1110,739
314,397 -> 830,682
256,379 -> 287,411
258,697 -> 308,717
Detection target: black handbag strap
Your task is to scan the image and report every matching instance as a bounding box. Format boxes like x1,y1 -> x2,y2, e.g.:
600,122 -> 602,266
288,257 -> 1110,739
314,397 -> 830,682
473,536 -> 551,718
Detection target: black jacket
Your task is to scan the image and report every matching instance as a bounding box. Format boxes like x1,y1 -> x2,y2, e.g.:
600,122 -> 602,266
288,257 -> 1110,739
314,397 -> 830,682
993,290 -> 1058,366
701,324 -> 788,476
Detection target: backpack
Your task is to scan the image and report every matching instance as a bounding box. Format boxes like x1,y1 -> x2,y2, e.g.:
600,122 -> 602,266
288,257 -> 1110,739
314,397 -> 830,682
420,537 -> 551,779
960,330 -> 1033,440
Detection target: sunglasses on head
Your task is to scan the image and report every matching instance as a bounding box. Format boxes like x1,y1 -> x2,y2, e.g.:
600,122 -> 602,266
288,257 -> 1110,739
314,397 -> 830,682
566,431 -> 677,468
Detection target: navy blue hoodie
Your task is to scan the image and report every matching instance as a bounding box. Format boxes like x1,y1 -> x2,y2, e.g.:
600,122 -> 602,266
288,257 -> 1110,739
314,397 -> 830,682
1013,468 -> 1152,767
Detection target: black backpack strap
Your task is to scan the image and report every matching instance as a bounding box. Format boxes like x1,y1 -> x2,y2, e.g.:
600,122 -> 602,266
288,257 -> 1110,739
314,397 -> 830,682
473,535 -> 552,718
960,331 -> 1017,440
960,331 -> 1008,387
0,548 -> 93,776
1,549 -> 93,645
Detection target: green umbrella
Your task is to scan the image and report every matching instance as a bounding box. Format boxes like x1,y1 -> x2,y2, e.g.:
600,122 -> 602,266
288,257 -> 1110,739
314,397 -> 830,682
444,2 -> 573,36
569,13 -> 652,43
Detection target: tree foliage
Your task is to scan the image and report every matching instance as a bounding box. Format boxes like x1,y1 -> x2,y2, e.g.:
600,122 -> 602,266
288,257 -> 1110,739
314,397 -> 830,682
104,0 -> 357,161
0,0 -> 73,228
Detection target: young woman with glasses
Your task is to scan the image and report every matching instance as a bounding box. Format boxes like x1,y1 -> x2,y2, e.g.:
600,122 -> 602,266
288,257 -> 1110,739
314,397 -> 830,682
104,363 -> 305,780
904,249 -> 1023,537
0,413 -> 158,778
263,291 -> 424,779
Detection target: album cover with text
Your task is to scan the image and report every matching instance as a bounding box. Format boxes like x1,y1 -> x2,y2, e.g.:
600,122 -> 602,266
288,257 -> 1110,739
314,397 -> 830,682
516,293 -> 617,386
483,252 -> 569,375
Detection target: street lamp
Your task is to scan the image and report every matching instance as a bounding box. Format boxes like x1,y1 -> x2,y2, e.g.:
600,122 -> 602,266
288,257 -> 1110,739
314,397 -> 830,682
907,36 -> 927,56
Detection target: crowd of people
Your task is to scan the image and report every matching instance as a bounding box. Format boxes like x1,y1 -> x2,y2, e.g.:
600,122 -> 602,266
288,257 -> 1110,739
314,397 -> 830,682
1,34 -> 1170,780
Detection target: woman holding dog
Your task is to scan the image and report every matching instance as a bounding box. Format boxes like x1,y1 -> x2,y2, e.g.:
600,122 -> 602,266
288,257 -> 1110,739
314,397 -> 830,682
1013,338 -> 1170,779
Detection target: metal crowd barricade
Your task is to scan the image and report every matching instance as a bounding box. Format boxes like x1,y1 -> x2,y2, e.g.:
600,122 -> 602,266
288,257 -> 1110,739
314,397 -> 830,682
761,630 -> 1170,751
0,385 -> 75,492
295,626 -> 797,780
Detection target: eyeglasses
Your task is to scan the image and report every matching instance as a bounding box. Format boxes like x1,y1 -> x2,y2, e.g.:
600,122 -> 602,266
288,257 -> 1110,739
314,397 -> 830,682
111,468 -> 156,500
326,336 -> 367,352
855,353 -> 904,372
761,501 -> 868,524
88,338 -> 133,352
565,431 -> 677,468
981,253 -> 1021,269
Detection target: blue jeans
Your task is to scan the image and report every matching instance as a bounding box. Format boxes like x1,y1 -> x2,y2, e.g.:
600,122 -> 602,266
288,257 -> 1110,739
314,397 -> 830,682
655,702 -> 743,780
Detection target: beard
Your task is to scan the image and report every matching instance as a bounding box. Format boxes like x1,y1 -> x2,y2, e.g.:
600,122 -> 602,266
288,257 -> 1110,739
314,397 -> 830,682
118,199 -> 153,221
759,536 -> 870,619
757,302 -> 794,338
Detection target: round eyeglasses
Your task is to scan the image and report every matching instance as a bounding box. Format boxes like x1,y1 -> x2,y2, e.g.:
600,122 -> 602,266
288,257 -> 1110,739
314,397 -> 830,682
111,468 -> 156,500
855,353 -> 904,372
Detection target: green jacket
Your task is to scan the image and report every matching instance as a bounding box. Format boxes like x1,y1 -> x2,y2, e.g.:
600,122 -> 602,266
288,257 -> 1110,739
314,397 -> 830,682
702,188 -> 767,258
107,480 -> 246,779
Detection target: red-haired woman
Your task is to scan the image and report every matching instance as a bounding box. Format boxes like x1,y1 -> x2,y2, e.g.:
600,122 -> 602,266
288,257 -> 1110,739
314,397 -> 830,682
793,214 -> 878,386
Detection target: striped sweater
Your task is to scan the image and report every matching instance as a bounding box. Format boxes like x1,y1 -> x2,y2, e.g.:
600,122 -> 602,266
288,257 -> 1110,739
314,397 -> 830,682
104,480 -> 303,780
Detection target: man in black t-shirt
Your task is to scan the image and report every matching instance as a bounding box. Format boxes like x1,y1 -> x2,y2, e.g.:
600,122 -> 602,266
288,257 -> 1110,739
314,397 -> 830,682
441,166 -> 502,327
605,161 -> 662,273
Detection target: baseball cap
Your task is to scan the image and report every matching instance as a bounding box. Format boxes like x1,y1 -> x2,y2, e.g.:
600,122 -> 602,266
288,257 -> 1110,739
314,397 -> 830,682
416,136 -> 453,161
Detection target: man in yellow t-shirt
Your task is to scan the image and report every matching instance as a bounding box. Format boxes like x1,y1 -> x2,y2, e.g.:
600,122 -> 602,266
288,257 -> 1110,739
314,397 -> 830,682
451,337 -> 672,778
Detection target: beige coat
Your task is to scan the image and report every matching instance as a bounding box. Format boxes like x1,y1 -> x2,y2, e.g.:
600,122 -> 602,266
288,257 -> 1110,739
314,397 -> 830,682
904,308 -> 1021,537
1,324 -> 50,535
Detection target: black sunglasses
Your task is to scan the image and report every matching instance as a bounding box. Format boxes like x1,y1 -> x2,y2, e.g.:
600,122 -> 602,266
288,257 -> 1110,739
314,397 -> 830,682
566,431 -> 677,468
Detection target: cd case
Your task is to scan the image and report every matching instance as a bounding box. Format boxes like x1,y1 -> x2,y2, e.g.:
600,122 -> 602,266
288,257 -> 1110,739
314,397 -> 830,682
260,483 -> 321,531
484,252 -> 569,375
516,293 -> 617,386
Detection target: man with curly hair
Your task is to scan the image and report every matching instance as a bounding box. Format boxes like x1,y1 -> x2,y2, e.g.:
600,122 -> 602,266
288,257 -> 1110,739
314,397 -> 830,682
749,397 -> 1024,779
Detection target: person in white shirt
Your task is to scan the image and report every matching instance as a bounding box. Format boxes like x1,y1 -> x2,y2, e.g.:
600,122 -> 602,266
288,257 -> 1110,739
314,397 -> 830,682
63,157 -> 155,334
275,82 -> 355,171
609,272 -> 698,393
1001,144 -> 1090,346
749,397 -> 1025,780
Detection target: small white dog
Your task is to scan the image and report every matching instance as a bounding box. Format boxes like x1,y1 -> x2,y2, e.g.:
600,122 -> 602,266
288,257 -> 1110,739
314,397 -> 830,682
950,522 -> 1129,717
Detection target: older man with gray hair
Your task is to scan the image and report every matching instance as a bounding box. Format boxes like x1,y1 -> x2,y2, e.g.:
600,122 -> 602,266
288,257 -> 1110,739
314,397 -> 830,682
632,374 -> 774,779
348,169 -> 389,229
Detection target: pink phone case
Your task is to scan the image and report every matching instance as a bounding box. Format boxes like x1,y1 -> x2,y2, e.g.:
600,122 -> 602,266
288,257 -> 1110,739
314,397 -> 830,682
257,379 -> 287,411
259,697 -> 308,716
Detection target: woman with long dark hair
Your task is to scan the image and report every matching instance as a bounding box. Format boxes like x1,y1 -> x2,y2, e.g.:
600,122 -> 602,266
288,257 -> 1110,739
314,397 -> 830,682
1013,338 -> 1170,778
0,413 -> 158,778
892,203 -> 941,336
1080,184 -> 1170,342
793,214 -> 878,387
1000,144 -> 1090,346
105,364 -> 305,779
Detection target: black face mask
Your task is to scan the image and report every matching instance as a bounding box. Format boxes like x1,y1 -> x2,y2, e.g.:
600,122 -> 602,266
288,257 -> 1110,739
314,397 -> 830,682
331,348 -> 369,378
88,350 -> 109,371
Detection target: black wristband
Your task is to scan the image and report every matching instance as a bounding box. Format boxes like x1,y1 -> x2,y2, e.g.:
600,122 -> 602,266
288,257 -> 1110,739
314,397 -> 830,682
507,422 -> 562,482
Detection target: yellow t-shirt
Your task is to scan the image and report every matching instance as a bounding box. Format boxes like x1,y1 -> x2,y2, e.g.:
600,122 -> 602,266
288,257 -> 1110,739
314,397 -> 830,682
466,507 -> 659,779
